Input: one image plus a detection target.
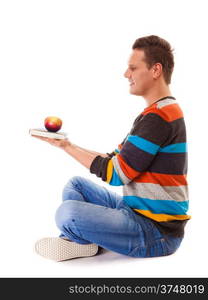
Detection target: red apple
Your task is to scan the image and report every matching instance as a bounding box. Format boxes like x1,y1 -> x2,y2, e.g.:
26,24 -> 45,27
44,116 -> 62,132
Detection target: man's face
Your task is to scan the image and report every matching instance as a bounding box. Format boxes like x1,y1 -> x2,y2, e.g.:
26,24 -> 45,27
124,49 -> 154,96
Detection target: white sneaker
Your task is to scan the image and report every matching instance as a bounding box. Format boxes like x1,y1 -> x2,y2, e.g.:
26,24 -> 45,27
34,237 -> 99,262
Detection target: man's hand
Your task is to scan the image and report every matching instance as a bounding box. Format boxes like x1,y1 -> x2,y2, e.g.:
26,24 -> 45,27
31,134 -> 105,169
31,135 -> 71,150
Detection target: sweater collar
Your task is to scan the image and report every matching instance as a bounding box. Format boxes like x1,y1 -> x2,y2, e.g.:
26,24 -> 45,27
144,96 -> 176,110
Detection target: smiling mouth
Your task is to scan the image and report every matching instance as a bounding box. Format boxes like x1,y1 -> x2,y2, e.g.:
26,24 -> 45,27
129,80 -> 135,85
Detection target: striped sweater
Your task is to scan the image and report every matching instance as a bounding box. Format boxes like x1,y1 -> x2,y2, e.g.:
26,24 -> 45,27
90,96 -> 191,237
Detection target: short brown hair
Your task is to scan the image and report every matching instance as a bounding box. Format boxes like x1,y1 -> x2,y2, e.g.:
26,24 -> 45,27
132,35 -> 174,84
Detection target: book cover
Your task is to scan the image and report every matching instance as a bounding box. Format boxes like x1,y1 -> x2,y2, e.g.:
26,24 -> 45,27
29,128 -> 67,140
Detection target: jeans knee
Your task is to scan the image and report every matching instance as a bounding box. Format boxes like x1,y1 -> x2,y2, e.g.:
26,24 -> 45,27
62,176 -> 87,202
55,200 -> 79,230
63,176 -> 84,192
69,176 -> 84,186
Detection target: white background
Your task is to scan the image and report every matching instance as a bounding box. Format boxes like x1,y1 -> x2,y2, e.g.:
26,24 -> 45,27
0,0 -> 207,277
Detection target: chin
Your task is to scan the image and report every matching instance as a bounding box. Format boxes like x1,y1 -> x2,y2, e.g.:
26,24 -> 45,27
129,88 -> 141,96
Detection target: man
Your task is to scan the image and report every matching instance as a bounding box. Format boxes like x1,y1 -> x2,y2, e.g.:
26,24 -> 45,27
32,35 -> 191,261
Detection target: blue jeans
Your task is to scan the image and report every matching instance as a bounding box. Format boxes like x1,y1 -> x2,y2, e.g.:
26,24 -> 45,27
55,176 -> 183,258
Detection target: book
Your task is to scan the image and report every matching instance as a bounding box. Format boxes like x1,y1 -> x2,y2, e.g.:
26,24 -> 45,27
29,128 -> 67,139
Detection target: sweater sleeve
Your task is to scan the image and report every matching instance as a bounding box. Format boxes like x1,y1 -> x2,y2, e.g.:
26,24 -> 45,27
105,134 -> 129,157
90,112 -> 171,186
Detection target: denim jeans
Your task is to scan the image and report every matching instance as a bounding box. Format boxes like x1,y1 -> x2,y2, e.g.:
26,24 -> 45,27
55,176 -> 183,258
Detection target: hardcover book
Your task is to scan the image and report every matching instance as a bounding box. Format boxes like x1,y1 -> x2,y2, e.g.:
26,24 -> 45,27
29,128 -> 67,139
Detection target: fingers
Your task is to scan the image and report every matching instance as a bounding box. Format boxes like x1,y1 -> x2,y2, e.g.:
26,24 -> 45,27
31,134 -> 68,148
31,135 -> 49,141
31,135 -> 55,144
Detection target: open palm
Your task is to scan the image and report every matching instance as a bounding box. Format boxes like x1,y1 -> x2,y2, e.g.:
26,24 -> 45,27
31,135 -> 71,149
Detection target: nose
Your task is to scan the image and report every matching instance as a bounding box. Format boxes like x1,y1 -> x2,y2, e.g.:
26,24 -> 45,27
124,69 -> 130,78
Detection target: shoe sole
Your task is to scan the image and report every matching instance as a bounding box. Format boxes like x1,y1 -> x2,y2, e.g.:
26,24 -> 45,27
35,237 -> 98,262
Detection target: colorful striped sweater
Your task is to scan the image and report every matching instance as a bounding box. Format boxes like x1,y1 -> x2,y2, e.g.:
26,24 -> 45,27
90,96 -> 191,237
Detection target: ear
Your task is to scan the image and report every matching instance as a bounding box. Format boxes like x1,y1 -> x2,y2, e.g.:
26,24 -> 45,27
152,63 -> 162,79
